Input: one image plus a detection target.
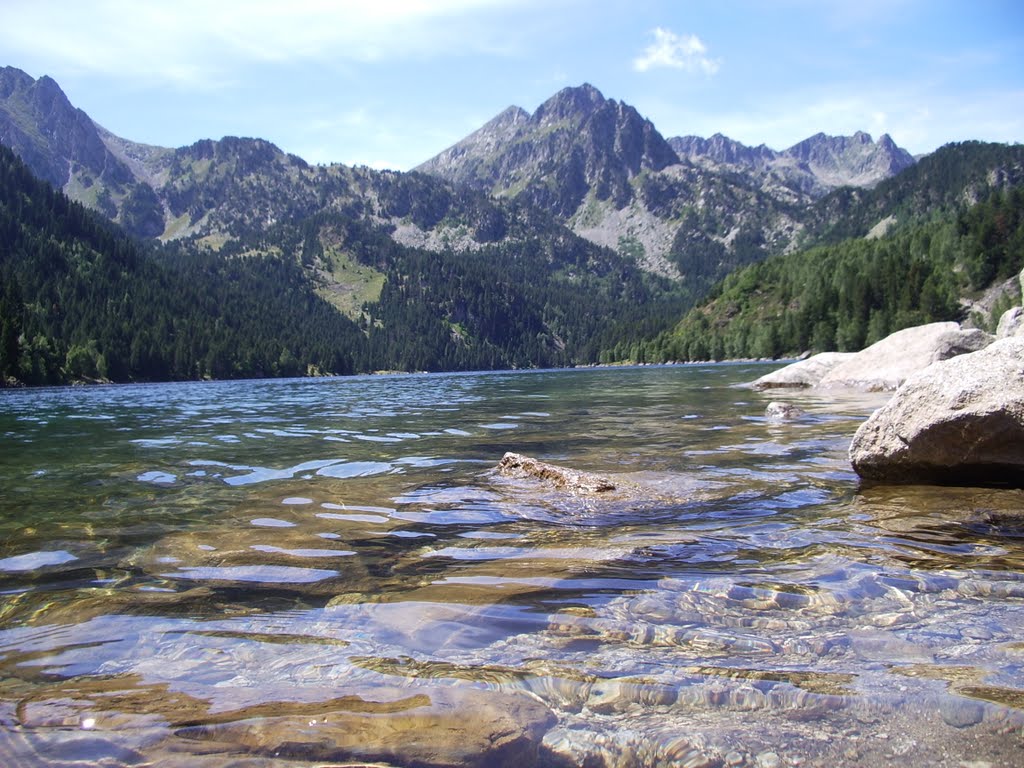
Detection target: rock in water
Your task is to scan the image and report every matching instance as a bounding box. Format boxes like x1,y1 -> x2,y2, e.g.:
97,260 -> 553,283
849,337 -> 1024,486
497,452 -> 617,494
751,352 -> 854,389
819,322 -> 992,392
175,686 -> 556,768
764,402 -> 806,421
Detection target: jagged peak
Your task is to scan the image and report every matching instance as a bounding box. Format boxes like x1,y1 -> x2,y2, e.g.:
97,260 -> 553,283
534,83 -> 607,123
0,66 -> 36,98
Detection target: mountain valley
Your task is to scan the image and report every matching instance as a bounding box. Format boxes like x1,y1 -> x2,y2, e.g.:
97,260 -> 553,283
2,65 -> 1022,384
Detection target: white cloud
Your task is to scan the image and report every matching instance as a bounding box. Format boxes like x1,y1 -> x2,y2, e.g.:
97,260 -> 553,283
0,0 -> 524,87
633,28 -> 720,75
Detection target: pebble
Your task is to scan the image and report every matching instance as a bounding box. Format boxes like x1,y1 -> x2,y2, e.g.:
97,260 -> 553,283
940,698 -> 985,728
962,626 -> 994,641
756,750 -> 781,768
725,751 -> 744,766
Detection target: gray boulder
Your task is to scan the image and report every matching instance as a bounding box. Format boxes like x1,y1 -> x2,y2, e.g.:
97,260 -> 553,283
996,306 -> 1024,339
849,337 -> 1024,486
819,322 -> 993,391
751,352 -> 854,389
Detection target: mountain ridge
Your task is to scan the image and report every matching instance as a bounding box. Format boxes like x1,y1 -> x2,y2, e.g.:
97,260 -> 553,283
3,66 -> 1024,383
415,83 -> 919,281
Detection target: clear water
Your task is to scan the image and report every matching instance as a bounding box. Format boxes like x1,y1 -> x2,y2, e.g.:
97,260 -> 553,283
1,365 -> 1022,767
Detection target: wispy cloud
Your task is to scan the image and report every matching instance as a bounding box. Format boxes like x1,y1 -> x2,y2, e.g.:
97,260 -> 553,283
633,28 -> 720,75
0,0 -> 523,87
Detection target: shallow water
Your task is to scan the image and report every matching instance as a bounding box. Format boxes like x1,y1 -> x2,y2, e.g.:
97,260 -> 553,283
1,365 -> 1022,767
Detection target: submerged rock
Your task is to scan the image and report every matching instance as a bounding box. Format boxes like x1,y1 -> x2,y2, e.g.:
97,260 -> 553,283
764,402 -> 806,421
751,352 -> 854,389
849,337 -> 1024,486
174,686 -> 556,768
819,322 -> 992,392
497,452 -> 617,494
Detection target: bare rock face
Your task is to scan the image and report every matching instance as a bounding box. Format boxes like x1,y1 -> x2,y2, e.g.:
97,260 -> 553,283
751,352 -> 854,389
849,337 -> 1024,486
818,323 -> 993,391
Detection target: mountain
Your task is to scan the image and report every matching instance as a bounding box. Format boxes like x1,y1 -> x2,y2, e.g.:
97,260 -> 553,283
0,66 -> 168,237
0,70 -> 690,384
0,142 -> 367,384
416,84 -> 918,292
3,67 -> 1023,383
636,143 -> 1024,363
417,83 -> 680,217
669,130 -> 916,201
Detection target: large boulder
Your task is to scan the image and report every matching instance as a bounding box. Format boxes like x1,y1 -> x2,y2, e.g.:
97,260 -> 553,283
849,337 -> 1024,486
819,322 -> 993,391
751,352 -> 854,389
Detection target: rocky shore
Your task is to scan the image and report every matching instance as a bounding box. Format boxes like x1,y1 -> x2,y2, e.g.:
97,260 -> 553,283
752,270 -> 1024,487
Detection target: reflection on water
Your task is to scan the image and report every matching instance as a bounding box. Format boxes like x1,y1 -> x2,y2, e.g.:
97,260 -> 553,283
1,367 -> 1023,767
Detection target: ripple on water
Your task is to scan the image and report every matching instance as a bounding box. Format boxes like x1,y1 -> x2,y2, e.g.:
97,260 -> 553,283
249,545 -> 356,558
317,461 -> 394,478
317,512 -> 390,524
136,471 -> 177,485
0,550 -> 78,572
160,565 -> 338,583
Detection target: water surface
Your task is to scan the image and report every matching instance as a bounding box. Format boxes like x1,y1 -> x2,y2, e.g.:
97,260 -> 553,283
1,366 -> 1022,767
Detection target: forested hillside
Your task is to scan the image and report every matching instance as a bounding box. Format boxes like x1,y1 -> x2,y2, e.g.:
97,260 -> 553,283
0,145 -> 683,385
636,185 -> 1024,363
0,145 -> 368,385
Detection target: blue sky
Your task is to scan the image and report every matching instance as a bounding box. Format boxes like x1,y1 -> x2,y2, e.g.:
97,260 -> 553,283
1,0 -> 1021,170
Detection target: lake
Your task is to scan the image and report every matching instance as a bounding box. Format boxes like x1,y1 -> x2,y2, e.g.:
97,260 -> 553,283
1,364 -> 1022,767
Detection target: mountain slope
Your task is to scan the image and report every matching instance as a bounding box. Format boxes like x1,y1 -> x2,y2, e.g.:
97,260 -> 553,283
632,145 -> 1024,363
0,143 -> 367,384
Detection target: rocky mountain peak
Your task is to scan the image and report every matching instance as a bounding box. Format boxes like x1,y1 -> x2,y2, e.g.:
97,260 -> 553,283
0,66 -> 133,191
534,83 -> 607,124
783,131 -> 915,188
417,83 -> 679,216
0,65 -> 35,98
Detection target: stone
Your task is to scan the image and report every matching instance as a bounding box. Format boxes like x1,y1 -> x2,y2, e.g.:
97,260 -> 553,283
996,306 -> 1024,339
751,352 -> 854,389
819,322 -> 993,391
765,402 -> 807,421
849,337 -> 1024,486
174,686 -> 556,768
939,697 -> 985,728
496,452 -> 617,494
